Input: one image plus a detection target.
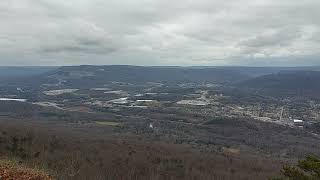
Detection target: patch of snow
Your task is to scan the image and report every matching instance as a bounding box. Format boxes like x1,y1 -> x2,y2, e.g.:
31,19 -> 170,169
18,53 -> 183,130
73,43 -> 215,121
109,97 -> 129,104
90,88 -> 111,91
145,93 -> 158,95
33,102 -> 63,110
43,89 -> 79,96
0,98 -> 27,102
176,100 -> 208,106
136,100 -> 154,102
104,90 -> 129,96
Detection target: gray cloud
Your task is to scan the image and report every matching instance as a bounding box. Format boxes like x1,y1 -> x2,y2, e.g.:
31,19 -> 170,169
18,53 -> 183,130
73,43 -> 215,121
239,28 -> 302,48
0,0 -> 320,66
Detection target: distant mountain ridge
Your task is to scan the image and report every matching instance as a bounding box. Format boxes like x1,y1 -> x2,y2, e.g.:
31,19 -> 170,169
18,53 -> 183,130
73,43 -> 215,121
39,65 -> 252,87
0,67 -> 58,78
238,70 -> 320,96
2,65 -> 320,89
0,66 -> 59,87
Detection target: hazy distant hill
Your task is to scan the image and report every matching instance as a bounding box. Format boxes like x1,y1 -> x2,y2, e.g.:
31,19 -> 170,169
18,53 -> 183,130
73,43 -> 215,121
238,71 -> 320,96
2,65 -> 320,89
0,67 -> 58,79
191,66 -> 320,77
32,65 -> 253,87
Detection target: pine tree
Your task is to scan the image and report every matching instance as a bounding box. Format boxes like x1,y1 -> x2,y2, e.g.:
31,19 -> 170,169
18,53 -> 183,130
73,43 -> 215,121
272,155 -> 320,180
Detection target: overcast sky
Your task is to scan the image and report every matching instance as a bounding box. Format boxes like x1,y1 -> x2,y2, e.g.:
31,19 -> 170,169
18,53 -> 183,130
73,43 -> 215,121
0,0 -> 320,66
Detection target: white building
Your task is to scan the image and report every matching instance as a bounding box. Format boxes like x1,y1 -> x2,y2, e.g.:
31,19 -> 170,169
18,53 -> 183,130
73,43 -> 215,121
293,119 -> 304,126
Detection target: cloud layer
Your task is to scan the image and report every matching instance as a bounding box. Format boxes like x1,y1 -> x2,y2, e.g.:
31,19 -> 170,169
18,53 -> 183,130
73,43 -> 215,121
0,0 -> 320,66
